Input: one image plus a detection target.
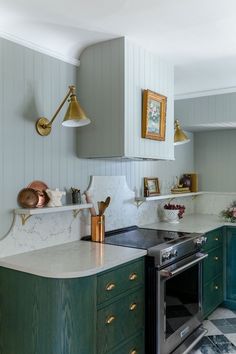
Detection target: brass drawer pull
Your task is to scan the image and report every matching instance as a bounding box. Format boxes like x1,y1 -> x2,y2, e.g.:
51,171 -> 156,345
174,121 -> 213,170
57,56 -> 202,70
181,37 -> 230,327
129,303 -> 137,311
129,272 -> 138,281
106,282 -> 116,291
214,285 -> 219,290
214,237 -> 219,241
129,349 -> 137,354
214,256 -> 219,261
106,315 -> 116,325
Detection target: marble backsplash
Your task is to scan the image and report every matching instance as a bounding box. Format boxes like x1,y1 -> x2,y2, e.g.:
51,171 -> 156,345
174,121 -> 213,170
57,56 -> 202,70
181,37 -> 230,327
195,192 -> 236,215
0,176 -> 234,258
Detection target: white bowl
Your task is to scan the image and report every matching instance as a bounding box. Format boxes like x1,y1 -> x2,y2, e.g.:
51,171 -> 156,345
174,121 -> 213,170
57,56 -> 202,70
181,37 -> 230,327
163,209 -> 179,223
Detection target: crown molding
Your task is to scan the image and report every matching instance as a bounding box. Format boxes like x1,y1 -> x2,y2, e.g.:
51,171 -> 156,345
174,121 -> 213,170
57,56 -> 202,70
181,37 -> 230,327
175,86 -> 236,100
0,31 -> 80,67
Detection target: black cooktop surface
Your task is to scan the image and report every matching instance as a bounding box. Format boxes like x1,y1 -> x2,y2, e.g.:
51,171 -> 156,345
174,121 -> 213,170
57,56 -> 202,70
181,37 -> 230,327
103,226 -> 190,250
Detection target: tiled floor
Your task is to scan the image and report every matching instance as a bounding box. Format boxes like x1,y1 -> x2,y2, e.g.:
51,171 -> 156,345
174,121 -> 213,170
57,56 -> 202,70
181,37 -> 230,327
190,307 -> 236,353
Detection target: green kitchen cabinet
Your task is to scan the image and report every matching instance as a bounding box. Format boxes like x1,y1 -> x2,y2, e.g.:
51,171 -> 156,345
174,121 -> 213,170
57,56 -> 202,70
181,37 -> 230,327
0,258 -> 145,354
224,227 -> 236,310
202,227 -> 224,318
0,267 -> 97,354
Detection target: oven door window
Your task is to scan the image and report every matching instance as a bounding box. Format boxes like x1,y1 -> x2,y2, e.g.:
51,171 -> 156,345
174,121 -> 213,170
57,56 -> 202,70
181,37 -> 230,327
165,264 -> 199,339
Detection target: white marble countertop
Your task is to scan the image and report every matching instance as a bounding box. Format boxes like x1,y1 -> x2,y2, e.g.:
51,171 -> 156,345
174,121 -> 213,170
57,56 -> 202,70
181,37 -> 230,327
0,241 -> 146,279
143,213 -> 236,233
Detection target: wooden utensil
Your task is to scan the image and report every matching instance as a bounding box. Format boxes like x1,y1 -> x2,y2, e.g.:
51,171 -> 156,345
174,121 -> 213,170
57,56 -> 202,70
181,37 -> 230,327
84,192 -> 97,216
98,196 -> 111,216
104,196 -> 111,208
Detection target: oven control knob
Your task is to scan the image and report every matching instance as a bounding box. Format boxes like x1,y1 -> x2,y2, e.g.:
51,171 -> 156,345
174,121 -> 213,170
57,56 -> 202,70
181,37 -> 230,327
162,251 -> 171,261
195,237 -> 206,247
172,250 -> 178,257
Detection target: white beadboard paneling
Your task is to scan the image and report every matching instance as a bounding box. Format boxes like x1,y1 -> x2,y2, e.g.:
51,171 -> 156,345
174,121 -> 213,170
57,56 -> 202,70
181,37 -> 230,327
124,40 -> 174,159
77,38 -> 125,158
77,37 -> 174,160
175,92 -> 236,131
0,37 -> 194,252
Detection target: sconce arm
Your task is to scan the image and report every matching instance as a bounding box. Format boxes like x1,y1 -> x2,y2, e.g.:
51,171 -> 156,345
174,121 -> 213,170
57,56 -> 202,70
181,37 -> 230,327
36,85 -> 76,136
47,86 -> 75,126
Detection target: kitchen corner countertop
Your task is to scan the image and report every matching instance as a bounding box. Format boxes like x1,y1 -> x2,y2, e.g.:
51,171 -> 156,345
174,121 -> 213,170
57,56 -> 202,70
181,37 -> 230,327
143,213 -> 236,233
0,241 -> 146,279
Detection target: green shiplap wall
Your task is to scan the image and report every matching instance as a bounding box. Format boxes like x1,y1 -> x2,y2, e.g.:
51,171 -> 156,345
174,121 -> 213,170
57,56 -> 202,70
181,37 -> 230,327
0,37 -> 194,237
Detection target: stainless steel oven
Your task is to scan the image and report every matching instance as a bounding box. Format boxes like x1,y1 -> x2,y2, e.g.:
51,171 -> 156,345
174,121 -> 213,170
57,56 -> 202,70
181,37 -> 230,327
85,226 -> 208,354
147,252 -> 208,354
159,252 -> 208,354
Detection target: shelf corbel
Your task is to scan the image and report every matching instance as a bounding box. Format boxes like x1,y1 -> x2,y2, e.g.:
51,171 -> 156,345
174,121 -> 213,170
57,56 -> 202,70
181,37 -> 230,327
20,214 -> 32,225
134,200 -> 145,208
73,209 -> 83,218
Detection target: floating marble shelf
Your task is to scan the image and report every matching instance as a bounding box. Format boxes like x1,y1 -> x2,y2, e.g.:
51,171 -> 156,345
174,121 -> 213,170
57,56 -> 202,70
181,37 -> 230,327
14,203 -> 93,225
135,192 -> 204,207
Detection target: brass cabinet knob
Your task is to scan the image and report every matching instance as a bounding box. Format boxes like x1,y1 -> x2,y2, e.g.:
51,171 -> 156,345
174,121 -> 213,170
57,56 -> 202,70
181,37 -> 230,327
129,349 -> 137,354
214,237 -> 219,241
106,315 -> 116,325
214,256 -> 219,261
129,272 -> 138,281
214,285 -> 219,290
129,303 -> 137,311
106,282 -> 116,291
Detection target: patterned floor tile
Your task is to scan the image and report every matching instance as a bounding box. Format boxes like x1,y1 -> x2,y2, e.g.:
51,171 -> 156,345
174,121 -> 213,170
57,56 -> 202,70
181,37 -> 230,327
203,320 -> 222,335
211,319 -> 236,334
186,307 -> 236,353
208,335 -> 236,353
208,307 -> 236,320
189,336 -> 220,354
225,334 -> 236,347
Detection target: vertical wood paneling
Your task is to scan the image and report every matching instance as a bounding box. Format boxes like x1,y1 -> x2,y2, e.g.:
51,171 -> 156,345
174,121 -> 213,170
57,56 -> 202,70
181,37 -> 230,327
175,92 -> 236,128
77,38 -> 125,158
0,37 -> 193,237
124,40 -> 174,160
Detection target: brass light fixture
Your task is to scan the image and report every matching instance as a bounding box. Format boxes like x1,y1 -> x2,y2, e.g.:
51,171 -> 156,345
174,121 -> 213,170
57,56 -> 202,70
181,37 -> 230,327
174,119 -> 190,145
36,85 -> 90,136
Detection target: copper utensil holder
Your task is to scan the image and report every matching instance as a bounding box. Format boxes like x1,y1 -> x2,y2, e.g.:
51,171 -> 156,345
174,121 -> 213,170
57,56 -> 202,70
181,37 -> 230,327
91,215 -> 105,242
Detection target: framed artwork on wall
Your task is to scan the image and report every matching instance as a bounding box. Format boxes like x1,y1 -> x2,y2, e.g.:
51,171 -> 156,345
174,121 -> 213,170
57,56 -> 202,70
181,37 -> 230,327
144,177 -> 160,197
142,89 -> 167,141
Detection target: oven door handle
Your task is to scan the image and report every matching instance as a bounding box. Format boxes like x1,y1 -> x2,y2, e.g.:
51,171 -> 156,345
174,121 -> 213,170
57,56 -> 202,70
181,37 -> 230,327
160,253 -> 208,278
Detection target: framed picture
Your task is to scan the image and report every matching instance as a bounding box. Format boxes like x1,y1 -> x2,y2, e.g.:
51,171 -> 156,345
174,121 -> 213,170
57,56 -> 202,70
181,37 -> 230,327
142,89 -> 167,141
144,177 -> 160,197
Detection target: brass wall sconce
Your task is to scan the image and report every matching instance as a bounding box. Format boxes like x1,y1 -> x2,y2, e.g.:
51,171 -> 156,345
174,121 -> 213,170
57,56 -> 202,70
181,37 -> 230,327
174,119 -> 190,145
36,85 -> 90,136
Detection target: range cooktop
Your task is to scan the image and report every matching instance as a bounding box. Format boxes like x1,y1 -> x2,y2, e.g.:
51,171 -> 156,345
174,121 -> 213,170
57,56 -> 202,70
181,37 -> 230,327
103,226 -> 191,249
99,226 -> 206,267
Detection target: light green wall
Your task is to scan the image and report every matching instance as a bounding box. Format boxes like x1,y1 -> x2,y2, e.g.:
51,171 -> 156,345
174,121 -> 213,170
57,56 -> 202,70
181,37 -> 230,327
0,37 -> 194,236
175,92 -> 236,192
194,130 -> 236,192
175,92 -> 236,129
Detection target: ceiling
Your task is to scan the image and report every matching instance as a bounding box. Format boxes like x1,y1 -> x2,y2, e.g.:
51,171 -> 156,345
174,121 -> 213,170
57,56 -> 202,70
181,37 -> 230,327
1,0 -> 236,97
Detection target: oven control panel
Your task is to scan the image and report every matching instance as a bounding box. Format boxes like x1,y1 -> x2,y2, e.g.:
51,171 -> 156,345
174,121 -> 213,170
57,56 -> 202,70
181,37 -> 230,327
162,248 -> 178,262
159,234 -> 207,266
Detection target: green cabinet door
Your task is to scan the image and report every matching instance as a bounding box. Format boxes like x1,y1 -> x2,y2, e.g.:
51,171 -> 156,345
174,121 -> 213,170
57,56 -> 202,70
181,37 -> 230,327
202,227 -> 224,318
0,268 -> 97,354
225,227 -> 236,310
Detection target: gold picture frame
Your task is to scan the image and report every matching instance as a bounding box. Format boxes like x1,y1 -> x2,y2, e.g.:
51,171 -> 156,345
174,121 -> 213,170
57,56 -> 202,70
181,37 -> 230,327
144,177 -> 160,197
142,89 -> 167,141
